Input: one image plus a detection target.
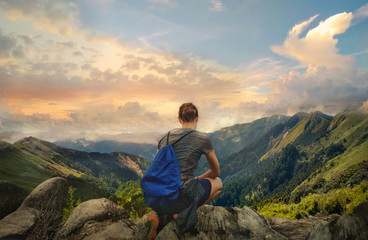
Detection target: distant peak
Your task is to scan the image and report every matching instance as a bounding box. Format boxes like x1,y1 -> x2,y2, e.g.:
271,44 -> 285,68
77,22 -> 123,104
15,136 -> 40,145
14,136 -> 59,151
293,112 -> 308,117
307,111 -> 333,121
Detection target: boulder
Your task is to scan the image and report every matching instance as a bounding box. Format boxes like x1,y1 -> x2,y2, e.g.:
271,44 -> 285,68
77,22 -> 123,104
0,180 -> 28,219
154,205 -> 286,240
20,177 -> 68,211
308,200 -> 368,240
353,200 -> 368,226
55,198 -> 129,240
0,177 -> 68,239
70,220 -> 136,240
268,214 -> 339,240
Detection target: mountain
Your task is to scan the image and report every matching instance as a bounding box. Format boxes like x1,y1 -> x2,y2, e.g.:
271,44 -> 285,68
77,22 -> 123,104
209,115 -> 290,159
54,115 -> 289,163
210,112 -> 307,182
54,139 -> 157,160
0,137 -> 151,198
2,111 -> 367,221
195,115 -> 290,176
214,111 -> 368,213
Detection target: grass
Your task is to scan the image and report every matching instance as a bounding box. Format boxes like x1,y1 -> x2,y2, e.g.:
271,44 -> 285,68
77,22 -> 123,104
258,180 -> 368,219
297,136 -> 368,188
0,145 -> 83,191
323,140 -> 368,181
326,113 -> 368,147
0,147 -> 53,191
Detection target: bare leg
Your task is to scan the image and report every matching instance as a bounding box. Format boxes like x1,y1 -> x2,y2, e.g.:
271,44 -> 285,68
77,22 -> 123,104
203,177 -> 222,204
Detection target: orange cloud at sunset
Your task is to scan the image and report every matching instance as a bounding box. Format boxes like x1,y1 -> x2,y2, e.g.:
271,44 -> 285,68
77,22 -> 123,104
0,1 -> 367,143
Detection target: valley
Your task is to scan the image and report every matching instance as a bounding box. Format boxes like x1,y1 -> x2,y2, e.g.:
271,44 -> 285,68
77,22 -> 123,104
1,110 -> 368,220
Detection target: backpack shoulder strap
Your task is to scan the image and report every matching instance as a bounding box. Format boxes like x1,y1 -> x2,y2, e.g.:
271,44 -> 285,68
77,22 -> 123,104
171,130 -> 195,146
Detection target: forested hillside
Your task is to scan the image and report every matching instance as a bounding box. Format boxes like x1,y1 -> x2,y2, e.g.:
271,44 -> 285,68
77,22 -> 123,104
209,115 -> 290,159
214,111 -> 368,219
195,115 -> 290,175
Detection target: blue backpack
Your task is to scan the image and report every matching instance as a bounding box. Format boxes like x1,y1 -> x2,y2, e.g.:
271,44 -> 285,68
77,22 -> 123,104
141,131 -> 194,209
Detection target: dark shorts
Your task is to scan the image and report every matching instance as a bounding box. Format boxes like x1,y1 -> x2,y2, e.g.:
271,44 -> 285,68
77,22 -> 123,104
151,178 -> 212,215
198,178 -> 212,206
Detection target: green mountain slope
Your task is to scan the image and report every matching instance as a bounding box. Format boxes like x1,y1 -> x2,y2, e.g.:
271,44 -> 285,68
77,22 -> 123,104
217,112 -> 307,182
195,115 -> 290,177
209,115 -> 290,159
259,111 -> 332,161
0,141 -> 57,192
291,112 -> 368,196
0,137 -> 151,194
215,111 -> 368,215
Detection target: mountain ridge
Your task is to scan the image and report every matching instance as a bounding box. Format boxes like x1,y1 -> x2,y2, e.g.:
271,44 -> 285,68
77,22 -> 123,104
0,136 -> 151,195
214,111 -> 368,217
54,139 -> 157,160
208,114 -> 290,159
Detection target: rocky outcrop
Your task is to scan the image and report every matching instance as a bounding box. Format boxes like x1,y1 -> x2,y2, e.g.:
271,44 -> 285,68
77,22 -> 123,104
55,198 -> 130,239
0,180 -> 28,219
2,177 -> 368,240
268,214 -> 339,240
308,200 -> 368,240
0,177 -> 68,239
153,205 -> 286,240
57,202 -> 286,240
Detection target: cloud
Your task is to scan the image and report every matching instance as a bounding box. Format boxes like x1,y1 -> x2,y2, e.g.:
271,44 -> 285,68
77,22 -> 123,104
359,100 -> 368,114
354,3 -> 368,19
272,12 -> 354,69
266,67 -> 367,114
147,0 -> 177,10
0,101 -> 170,143
267,12 -> 368,116
0,0 -> 76,36
0,1 -> 367,144
68,101 -> 166,129
0,9 -> 250,142
209,0 -> 223,12
0,30 -> 17,58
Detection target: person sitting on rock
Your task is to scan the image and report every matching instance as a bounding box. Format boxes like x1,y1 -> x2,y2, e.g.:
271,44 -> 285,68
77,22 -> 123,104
145,102 -> 222,239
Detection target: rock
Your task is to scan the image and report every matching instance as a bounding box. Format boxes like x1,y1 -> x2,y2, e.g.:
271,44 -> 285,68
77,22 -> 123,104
353,200 -> 368,226
0,180 -> 28,219
77,220 -> 135,240
307,222 -> 331,240
155,205 -> 287,240
0,177 -> 68,239
59,204 -> 286,240
308,200 -> 368,240
268,214 -> 339,240
20,177 -> 68,211
0,208 -> 37,239
55,198 -> 129,240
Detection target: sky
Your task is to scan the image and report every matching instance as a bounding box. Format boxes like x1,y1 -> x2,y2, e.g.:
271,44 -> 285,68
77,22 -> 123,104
0,0 -> 367,144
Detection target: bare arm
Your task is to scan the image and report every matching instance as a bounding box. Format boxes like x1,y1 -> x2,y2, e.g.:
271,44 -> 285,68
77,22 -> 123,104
197,149 -> 220,180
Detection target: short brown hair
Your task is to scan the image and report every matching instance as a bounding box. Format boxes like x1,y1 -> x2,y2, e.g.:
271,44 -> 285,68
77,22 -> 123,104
178,102 -> 198,122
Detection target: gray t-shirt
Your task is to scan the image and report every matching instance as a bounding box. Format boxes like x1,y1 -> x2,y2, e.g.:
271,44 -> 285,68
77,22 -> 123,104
157,128 -> 213,186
